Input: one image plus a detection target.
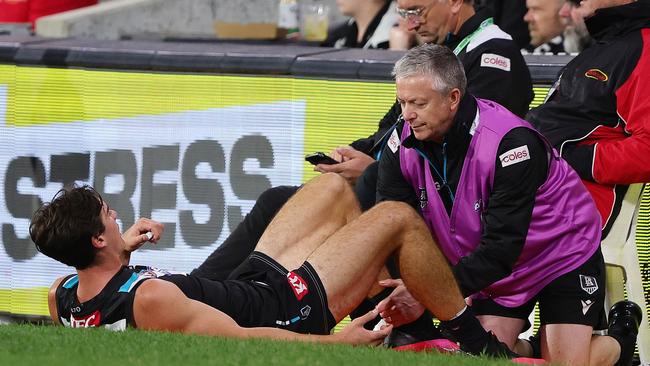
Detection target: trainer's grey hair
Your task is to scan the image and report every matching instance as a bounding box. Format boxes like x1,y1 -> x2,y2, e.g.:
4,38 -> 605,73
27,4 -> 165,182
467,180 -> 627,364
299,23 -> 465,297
392,44 -> 467,96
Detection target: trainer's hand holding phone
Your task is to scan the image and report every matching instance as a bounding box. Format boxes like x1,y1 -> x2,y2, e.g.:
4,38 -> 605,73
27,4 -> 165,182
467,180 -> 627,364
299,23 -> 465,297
309,146 -> 375,184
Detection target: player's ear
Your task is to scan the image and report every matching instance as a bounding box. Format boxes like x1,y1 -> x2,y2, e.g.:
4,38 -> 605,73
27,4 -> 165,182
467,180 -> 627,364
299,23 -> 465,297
91,233 -> 106,249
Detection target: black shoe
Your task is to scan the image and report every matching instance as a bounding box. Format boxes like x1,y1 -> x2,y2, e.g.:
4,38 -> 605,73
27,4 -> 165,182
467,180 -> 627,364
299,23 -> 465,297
383,315 -> 442,348
523,332 -> 542,359
384,326 -> 443,348
460,331 -> 519,359
608,300 -> 643,366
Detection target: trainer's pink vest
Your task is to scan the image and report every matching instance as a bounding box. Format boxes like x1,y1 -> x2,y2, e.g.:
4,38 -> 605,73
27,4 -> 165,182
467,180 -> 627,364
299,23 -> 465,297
399,98 -> 601,307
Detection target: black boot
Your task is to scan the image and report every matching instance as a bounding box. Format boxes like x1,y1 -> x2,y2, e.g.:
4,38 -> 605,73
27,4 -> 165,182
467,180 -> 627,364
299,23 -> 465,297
608,300 -> 643,366
440,306 -> 519,359
383,312 -> 442,347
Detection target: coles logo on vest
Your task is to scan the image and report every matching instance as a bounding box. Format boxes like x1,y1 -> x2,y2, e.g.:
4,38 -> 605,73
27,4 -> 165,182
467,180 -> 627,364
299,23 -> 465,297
70,310 -> 102,328
480,53 -> 511,72
499,145 -> 530,167
287,272 -> 309,300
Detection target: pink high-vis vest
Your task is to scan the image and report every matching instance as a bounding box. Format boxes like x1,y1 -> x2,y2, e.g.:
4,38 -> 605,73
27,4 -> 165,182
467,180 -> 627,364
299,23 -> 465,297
399,98 -> 601,307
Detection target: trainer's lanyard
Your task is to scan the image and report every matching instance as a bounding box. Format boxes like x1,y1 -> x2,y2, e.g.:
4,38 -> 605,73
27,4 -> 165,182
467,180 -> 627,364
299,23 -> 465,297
452,17 -> 494,55
415,142 -> 455,204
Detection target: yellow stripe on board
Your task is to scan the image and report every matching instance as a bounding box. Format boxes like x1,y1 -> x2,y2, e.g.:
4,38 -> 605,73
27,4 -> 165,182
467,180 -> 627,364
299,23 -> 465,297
635,185 -> 650,319
0,288 -> 49,316
298,79 -> 396,181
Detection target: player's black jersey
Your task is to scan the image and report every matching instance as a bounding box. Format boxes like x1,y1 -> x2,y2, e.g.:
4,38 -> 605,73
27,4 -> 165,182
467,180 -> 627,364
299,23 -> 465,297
55,266 -> 184,330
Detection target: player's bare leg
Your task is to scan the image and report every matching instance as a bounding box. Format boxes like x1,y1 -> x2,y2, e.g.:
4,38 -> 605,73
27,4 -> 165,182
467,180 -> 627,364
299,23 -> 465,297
255,173 -> 361,270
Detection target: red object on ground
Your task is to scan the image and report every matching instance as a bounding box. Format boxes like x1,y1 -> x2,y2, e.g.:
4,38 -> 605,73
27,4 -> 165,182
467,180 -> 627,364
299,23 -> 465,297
393,339 -> 547,364
393,339 -> 461,353
0,0 -> 30,23
512,357 -> 547,364
28,0 -> 98,27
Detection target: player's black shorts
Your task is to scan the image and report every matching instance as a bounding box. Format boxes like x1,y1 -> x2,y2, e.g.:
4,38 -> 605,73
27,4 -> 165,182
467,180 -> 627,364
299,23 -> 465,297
472,248 -> 607,331
164,251 -> 335,335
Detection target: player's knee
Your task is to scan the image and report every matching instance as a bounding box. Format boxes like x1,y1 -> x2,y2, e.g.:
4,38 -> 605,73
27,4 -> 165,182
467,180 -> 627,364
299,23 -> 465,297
316,173 -> 352,198
373,201 -> 419,227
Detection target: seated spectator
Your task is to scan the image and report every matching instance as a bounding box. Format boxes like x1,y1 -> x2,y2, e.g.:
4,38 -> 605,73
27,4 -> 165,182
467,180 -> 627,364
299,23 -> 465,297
322,0 -> 398,49
388,17 -> 421,50
560,0 -> 592,53
475,0 -> 531,49
523,0 -> 566,53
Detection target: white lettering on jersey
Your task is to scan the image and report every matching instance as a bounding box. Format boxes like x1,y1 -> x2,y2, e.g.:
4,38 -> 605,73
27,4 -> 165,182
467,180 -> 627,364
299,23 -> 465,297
499,145 -> 530,167
481,53 -> 511,72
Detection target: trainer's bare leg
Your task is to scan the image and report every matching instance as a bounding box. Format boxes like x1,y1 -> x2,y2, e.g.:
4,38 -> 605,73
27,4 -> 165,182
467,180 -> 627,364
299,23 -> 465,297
304,199 -> 465,323
255,173 -> 361,270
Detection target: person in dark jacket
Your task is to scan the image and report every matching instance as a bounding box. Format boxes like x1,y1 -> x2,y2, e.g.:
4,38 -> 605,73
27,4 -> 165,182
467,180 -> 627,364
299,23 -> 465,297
527,0 -> 650,239
322,0 -> 399,49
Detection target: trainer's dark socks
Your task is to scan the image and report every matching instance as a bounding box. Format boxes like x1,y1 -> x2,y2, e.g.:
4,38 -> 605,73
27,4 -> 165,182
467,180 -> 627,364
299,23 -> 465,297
608,331 -> 637,366
439,306 -> 489,354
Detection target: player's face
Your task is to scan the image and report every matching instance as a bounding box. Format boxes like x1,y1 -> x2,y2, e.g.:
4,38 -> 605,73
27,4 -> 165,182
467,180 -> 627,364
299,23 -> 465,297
99,203 -> 124,250
396,75 -> 460,143
396,0 -> 456,44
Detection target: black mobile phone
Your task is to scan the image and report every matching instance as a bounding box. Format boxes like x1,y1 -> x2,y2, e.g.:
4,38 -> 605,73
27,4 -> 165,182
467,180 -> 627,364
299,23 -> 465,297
305,152 -> 339,165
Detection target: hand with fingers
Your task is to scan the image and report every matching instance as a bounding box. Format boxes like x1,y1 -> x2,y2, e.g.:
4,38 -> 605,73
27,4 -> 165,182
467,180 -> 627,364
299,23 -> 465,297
314,146 -> 375,184
121,218 -> 165,253
375,279 -> 426,327
334,309 -> 393,346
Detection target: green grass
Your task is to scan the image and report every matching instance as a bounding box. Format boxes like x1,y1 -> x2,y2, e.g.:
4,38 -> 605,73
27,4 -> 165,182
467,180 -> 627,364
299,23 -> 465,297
0,324 -> 516,366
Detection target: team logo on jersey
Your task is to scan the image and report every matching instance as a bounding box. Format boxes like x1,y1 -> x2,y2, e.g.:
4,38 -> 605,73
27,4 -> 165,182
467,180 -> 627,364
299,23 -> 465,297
499,145 -> 530,167
69,310 -> 102,328
287,271 -> 309,300
581,300 -> 595,315
300,305 -> 312,319
580,275 -> 599,295
419,187 -> 428,209
585,69 -> 608,82
480,53 -> 511,72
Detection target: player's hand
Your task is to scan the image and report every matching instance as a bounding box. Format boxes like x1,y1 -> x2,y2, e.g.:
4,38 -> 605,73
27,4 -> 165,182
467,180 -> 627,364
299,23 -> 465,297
375,279 -> 425,327
122,218 -> 164,253
335,309 -> 392,346
314,147 -> 375,184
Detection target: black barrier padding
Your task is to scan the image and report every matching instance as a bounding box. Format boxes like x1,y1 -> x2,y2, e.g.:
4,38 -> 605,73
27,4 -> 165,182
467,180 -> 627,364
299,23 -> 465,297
524,54 -> 574,83
219,44 -> 337,75
0,36 -> 52,64
291,48 -> 405,80
358,50 -> 405,80
0,35 -> 573,83
150,42 -> 227,72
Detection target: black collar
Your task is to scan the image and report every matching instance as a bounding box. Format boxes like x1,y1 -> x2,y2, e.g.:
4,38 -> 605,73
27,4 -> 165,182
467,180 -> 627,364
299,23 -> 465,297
586,1 -> 650,41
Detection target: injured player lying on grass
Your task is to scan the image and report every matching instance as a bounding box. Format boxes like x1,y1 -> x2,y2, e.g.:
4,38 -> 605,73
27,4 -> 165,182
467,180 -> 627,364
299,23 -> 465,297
31,173 -> 518,357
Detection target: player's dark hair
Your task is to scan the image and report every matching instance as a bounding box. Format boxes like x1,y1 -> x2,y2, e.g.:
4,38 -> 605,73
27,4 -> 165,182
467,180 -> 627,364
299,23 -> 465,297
30,185 -> 105,269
